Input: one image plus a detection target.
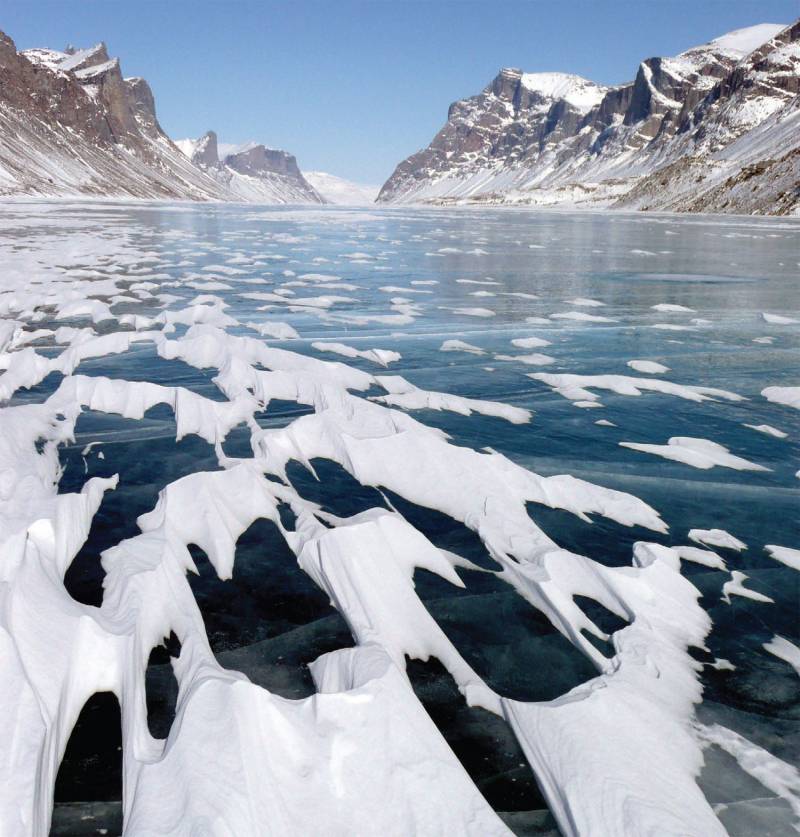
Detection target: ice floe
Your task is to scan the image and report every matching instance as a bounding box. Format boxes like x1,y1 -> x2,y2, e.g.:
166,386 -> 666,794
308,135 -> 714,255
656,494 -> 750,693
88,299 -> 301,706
744,423 -> 788,439
762,385 -> 800,410
627,359 -> 670,374
530,372 -> 744,404
765,544 -> 800,572
439,339 -> 485,355
689,529 -> 747,551
620,437 -> 769,472
311,342 -> 401,367
762,312 -> 799,324
763,636 -> 800,677
721,571 -> 774,604
511,336 -> 551,349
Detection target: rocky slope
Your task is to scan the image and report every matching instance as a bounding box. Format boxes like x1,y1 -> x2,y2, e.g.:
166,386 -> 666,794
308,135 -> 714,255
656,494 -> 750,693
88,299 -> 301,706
176,132 -> 323,204
0,33 -> 320,203
378,21 -> 800,215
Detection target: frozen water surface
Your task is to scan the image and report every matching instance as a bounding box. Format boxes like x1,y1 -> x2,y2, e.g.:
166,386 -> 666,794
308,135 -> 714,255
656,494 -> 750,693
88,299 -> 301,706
0,202 -> 797,837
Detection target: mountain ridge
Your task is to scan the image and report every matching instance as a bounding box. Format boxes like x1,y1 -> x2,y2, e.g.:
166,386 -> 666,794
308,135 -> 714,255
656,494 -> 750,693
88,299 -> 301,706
0,33 -> 322,204
175,130 -> 324,204
377,21 -> 800,215
1,23 -> 797,214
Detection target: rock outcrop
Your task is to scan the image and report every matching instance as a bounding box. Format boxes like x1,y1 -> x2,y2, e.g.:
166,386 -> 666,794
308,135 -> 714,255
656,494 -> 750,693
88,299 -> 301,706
378,21 -> 800,215
177,131 -> 323,203
0,35 -> 228,199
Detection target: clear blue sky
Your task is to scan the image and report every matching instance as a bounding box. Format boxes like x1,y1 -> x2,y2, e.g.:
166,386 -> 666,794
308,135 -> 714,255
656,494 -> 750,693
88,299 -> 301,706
5,1 -> 797,184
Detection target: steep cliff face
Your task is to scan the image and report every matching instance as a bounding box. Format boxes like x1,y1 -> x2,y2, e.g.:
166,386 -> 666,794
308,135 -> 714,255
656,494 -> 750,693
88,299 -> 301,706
378,21 -> 800,215
177,131 -> 324,204
0,35 -> 229,199
378,69 -> 608,203
0,33 -> 322,204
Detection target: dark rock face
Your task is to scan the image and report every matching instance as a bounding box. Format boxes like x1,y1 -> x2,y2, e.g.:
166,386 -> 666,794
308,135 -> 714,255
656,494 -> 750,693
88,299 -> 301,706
378,20 -> 800,215
182,133 -> 324,203
0,33 -> 229,198
224,145 -> 302,178
124,77 -> 162,137
0,34 -> 113,148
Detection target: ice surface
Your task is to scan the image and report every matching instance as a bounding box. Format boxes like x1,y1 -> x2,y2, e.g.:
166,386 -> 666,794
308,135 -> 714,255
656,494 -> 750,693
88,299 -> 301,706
696,723 -> 800,819
765,544 -> 800,572
763,636 -> 800,677
1,203 -> 796,836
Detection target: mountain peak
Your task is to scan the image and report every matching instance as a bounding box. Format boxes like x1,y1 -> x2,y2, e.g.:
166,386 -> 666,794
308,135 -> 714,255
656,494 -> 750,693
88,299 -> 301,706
378,17 -> 800,215
193,130 -> 219,167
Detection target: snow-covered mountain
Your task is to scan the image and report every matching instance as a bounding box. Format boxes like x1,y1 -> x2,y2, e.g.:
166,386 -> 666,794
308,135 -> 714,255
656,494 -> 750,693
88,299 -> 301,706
378,21 -> 800,215
0,32 -> 321,204
176,131 -> 324,204
303,171 -> 378,204
0,35 -> 231,200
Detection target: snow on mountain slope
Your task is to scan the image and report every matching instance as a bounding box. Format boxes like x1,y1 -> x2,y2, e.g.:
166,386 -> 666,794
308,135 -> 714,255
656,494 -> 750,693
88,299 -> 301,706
519,72 -> 607,111
705,23 -> 788,57
177,131 -> 324,204
378,20 -> 800,215
174,137 -> 199,158
303,171 -> 378,204
2,32 -> 322,204
0,35 -> 229,200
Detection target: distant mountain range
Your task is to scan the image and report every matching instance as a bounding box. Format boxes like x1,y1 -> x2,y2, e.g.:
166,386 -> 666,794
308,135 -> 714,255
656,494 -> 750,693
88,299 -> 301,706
1,22 -> 797,214
378,21 -> 800,215
174,130 -> 323,203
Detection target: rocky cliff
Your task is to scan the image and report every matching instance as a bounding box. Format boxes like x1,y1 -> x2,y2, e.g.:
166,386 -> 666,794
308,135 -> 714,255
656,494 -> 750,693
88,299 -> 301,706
378,22 -> 800,215
0,35 -> 230,199
0,33 -> 320,203
177,131 -> 323,203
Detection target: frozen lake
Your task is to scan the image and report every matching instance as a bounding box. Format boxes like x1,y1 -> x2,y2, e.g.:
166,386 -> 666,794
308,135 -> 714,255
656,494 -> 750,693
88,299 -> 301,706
1,202 -> 798,836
